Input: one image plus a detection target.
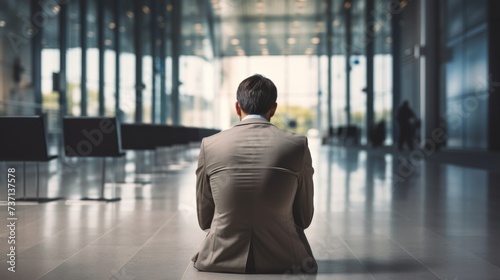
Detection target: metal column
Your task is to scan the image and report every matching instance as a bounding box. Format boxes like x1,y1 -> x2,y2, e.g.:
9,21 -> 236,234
114,0 -> 122,117
326,0 -> 333,135
171,0 -> 182,125
151,0 -> 158,124
420,0 -> 440,146
366,0 -> 374,138
391,4 -> 402,143
160,0 -> 168,124
59,2 -> 68,116
80,0 -> 88,116
31,0 -> 43,115
488,0 -> 500,151
97,0 -> 105,116
345,1 -> 352,126
134,0 -> 144,123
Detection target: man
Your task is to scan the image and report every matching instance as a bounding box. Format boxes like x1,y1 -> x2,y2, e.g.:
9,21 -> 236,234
396,100 -> 417,151
192,74 -> 317,274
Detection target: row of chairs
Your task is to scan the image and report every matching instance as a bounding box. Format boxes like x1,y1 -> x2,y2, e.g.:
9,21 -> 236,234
0,115 -> 220,202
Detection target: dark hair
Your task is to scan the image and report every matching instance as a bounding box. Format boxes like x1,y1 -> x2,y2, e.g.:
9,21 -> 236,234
236,74 -> 277,115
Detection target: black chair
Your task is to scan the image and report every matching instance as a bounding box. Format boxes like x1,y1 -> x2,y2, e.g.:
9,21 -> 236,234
63,117 -> 125,202
337,125 -> 361,145
121,124 -> 190,171
121,123 -> 174,174
0,115 -> 61,202
120,124 -> 220,172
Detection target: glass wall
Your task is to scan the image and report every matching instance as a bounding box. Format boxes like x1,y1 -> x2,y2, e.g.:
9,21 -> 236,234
0,0 -> 34,115
179,0 -> 216,128
219,55 -> 318,135
441,0 -> 488,149
0,0 -> 219,129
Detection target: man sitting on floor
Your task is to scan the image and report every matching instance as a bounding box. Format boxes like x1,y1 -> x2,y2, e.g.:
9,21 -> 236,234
192,74 -> 317,274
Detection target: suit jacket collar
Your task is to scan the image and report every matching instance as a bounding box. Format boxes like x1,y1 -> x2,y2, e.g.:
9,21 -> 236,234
234,118 -> 274,127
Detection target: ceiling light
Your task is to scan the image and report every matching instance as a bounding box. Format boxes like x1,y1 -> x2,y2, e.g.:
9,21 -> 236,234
126,11 -> 134,18
287,37 -> 296,45
0,21 -> 6,27
231,38 -> 240,45
143,5 -> 150,14
52,5 -> 61,14
259,38 -> 267,45
166,4 -> 173,12
105,39 -> 112,46
333,19 -> 340,27
311,37 -> 320,44
374,23 -> 381,32
108,22 -> 116,29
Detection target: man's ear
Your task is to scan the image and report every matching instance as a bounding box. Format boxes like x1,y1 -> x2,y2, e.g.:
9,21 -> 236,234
235,101 -> 242,117
269,102 -> 278,118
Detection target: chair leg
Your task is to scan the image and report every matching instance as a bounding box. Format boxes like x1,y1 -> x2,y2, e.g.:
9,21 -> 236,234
36,162 -> 39,202
100,157 -> 106,199
23,162 -> 26,200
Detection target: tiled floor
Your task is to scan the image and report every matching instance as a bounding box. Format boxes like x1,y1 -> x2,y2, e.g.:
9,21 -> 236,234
1,141 -> 500,280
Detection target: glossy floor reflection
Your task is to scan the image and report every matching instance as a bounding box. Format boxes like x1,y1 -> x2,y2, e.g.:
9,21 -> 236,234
1,141 -> 500,280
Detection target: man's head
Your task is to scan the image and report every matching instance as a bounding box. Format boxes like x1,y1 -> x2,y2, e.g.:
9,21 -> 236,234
236,74 -> 278,121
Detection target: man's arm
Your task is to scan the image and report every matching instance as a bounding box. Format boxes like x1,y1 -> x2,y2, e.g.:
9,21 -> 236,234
196,139 -> 215,230
293,138 -> 314,229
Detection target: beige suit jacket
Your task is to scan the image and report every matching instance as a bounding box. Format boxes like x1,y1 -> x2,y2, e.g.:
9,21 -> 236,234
192,118 -> 317,274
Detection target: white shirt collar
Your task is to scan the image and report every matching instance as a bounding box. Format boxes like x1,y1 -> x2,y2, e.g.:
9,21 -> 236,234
242,114 -> 268,121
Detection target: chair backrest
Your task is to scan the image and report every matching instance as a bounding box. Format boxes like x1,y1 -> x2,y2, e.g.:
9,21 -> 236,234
0,115 -> 51,161
120,124 -> 168,150
63,117 -> 122,157
121,124 -> 193,150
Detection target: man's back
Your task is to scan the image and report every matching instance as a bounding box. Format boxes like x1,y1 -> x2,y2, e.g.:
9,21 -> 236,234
193,118 -> 317,274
